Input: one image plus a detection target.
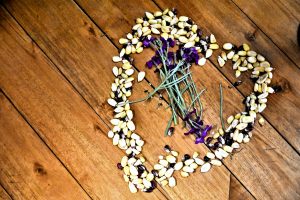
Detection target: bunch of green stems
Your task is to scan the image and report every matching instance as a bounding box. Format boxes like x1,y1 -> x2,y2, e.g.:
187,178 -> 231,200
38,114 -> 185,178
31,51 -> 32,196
129,39 -> 206,135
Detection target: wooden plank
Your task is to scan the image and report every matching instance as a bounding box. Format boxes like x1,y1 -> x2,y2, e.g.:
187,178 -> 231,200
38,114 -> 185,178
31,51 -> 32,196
232,0 -> 300,67
2,1 -> 232,199
0,7 -> 166,200
0,92 -> 91,200
72,0 -> 300,199
0,185 -> 12,200
154,0 -> 300,154
229,175 -> 254,200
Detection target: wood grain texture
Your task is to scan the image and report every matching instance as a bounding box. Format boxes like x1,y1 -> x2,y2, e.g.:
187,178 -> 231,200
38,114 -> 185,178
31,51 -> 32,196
2,0 -> 232,199
0,92 -> 91,200
0,7 -> 166,200
0,185 -> 12,200
233,0 -> 300,67
73,0 -> 300,199
154,0 -> 300,153
1,0 -> 299,199
229,175 -> 254,200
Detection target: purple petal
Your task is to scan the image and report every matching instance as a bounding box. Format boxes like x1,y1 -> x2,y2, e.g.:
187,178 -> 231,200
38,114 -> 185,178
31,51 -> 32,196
195,137 -> 204,144
167,38 -> 175,47
184,128 -> 196,135
146,60 -> 153,68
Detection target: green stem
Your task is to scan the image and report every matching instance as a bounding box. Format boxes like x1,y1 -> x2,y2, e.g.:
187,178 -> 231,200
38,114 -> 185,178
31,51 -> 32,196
220,83 -> 225,130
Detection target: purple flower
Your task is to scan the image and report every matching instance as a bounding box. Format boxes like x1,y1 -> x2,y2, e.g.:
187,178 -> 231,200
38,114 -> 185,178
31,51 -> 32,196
151,56 -> 161,65
183,108 -> 196,121
184,127 -> 196,135
167,52 -> 174,60
182,47 -> 199,64
167,38 -> 175,47
146,60 -> 154,68
167,64 -> 176,70
195,137 -> 204,144
143,37 -> 155,48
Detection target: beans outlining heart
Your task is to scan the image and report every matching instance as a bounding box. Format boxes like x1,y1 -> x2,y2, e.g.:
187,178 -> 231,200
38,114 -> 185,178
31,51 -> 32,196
107,8 -> 275,193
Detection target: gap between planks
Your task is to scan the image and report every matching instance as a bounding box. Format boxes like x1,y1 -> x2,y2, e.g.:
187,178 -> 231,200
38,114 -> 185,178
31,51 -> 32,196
0,182 -> 13,200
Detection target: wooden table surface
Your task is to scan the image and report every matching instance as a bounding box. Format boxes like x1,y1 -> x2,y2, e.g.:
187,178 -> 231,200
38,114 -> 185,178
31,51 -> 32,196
0,0 -> 299,199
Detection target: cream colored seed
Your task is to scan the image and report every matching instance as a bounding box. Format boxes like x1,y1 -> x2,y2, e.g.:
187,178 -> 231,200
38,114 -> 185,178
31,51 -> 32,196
211,159 -> 222,166
112,56 -> 122,62
210,34 -> 217,43
194,158 -> 204,165
174,162 -> 183,170
119,38 -> 128,45
247,56 -> 257,63
146,173 -> 154,181
179,36 -> 189,43
151,27 -> 160,34
224,145 -> 233,153
247,50 -> 257,57
192,152 -> 199,158
145,11 -> 154,19
158,167 -> 167,177
154,164 -> 164,170
171,151 -> 179,157
227,115 -> 234,124
198,57 -> 206,66
232,142 -> 240,149
165,168 -> 174,178
128,182 -> 137,193
238,51 -> 247,56
218,56 -> 225,67
227,51 -> 235,59
243,43 -> 250,51
223,43 -> 233,50
181,171 -> 189,177
159,159 -> 169,167
259,117 -> 265,126
166,155 -> 176,163
182,166 -> 194,173
184,41 -> 195,48
221,51 -> 227,61
206,49 -> 213,58
154,11 -> 162,17
179,16 -> 189,22
257,54 -> 265,62
184,159 -> 194,166
200,163 -> 211,173
168,177 -> 176,187
210,43 -> 219,50
235,70 -> 241,78
190,163 -> 198,169
191,25 -> 197,33
177,29 -> 187,35
136,47 -> 143,54
232,55 -> 239,63
206,152 -> 215,159
219,128 -> 224,135
213,132 -> 220,139
137,71 -> 145,82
